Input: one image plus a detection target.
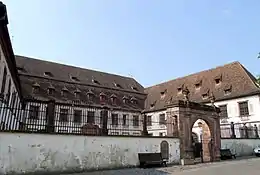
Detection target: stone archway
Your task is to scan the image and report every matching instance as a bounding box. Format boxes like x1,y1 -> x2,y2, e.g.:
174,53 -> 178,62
165,100 -> 221,165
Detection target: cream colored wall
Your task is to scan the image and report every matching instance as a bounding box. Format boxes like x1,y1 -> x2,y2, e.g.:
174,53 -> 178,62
0,133 -> 180,174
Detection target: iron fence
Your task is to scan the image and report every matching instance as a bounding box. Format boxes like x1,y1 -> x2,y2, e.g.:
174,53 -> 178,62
0,97 -> 176,137
220,121 -> 260,139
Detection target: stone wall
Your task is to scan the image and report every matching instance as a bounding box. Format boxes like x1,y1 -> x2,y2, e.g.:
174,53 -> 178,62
221,139 -> 260,156
0,133 -> 180,174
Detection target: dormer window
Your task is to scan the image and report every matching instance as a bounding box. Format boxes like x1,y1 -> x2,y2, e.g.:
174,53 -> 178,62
131,86 -> 138,91
177,87 -> 182,94
61,86 -> 69,97
44,71 -> 53,77
47,84 -> 55,95
122,96 -> 129,104
202,93 -> 209,99
160,89 -> 167,99
130,97 -> 138,104
86,90 -> 94,101
92,79 -> 100,85
114,83 -> 122,88
195,80 -> 202,90
32,82 -> 40,93
74,88 -> 81,98
71,76 -> 80,82
110,94 -> 117,104
150,101 -> 156,108
215,75 -> 222,85
224,85 -> 232,95
100,92 -> 106,103
17,67 -> 26,73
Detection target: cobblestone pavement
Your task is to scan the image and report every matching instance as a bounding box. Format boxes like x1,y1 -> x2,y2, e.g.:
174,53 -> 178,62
63,157 -> 260,175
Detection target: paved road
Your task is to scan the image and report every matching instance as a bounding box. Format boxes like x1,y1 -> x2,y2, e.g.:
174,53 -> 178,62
63,158 -> 260,175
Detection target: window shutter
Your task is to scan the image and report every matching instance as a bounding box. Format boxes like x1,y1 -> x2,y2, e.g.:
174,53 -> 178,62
249,103 -> 254,115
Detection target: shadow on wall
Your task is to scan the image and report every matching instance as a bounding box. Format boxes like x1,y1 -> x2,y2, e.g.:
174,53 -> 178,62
221,139 -> 260,157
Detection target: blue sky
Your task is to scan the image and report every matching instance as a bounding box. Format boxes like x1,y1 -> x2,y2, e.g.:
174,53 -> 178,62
3,0 -> 260,87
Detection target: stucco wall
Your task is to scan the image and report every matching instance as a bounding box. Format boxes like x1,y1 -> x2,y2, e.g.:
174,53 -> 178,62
221,139 -> 260,156
0,133 -> 180,174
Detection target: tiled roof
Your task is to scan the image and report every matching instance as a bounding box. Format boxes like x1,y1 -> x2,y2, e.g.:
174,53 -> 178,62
15,55 -> 146,111
144,61 -> 260,112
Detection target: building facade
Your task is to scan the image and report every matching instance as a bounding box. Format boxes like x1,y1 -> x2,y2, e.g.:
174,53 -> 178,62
15,56 -> 146,135
144,62 -> 260,138
0,2 -> 23,130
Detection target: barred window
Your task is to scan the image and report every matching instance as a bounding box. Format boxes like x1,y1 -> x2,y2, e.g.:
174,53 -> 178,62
29,105 -> 39,119
74,110 -> 82,123
59,109 -> 68,122
111,113 -> 118,126
159,114 -> 166,125
239,101 -> 249,116
87,111 -> 95,124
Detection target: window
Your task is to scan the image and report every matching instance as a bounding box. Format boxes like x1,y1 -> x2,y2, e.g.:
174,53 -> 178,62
123,96 -> 128,104
114,83 -> 122,88
147,116 -> 152,126
122,114 -> 128,126
202,93 -> 208,99
122,132 -> 129,135
110,94 -> 117,104
29,105 -> 39,119
159,114 -> 166,125
1,67 -> 7,94
239,101 -> 249,116
219,105 -> 228,118
133,115 -> 139,127
59,109 -> 68,122
44,72 -> 53,77
131,97 -> 138,104
160,90 -> 166,99
61,87 -> 68,97
10,92 -> 16,108
87,111 -> 95,124
195,80 -> 202,90
87,90 -> 94,101
131,86 -> 138,91
74,91 -> 80,98
177,87 -> 182,94
100,92 -> 106,103
32,82 -> 40,93
111,113 -> 118,126
215,75 -> 222,85
159,132 -> 165,136
224,85 -> 232,95
92,79 -> 100,85
71,76 -> 80,82
48,87 -> 55,95
74,110 -> 82,123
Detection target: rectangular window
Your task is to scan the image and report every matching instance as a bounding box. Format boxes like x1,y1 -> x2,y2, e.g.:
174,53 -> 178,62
74,110 -> 82,123
219,105 -> 228,118
1,67 -> 7,94
29,105 -> 39,119
147,116 -> 152,126
122,114 -> 128,126
87,111 -> 95,124
133,115 -> 139,127
159,114 -> 166,125
239,101 -> 249,116
111,113 -> 118,126
59,108 -> 68,122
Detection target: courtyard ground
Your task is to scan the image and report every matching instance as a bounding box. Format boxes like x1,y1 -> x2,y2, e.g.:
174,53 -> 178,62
63,157 -> 260,175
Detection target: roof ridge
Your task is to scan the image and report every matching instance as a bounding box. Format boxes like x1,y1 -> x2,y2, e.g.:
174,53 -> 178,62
15,55 -> 135,81
145,61 -> 240,89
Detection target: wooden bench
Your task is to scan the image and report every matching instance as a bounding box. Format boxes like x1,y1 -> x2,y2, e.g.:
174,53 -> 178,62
138,153 -> 167,168
220,149 -> 236,160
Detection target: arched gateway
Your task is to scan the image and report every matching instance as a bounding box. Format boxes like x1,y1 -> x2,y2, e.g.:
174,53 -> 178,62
165,99 -> 221,165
